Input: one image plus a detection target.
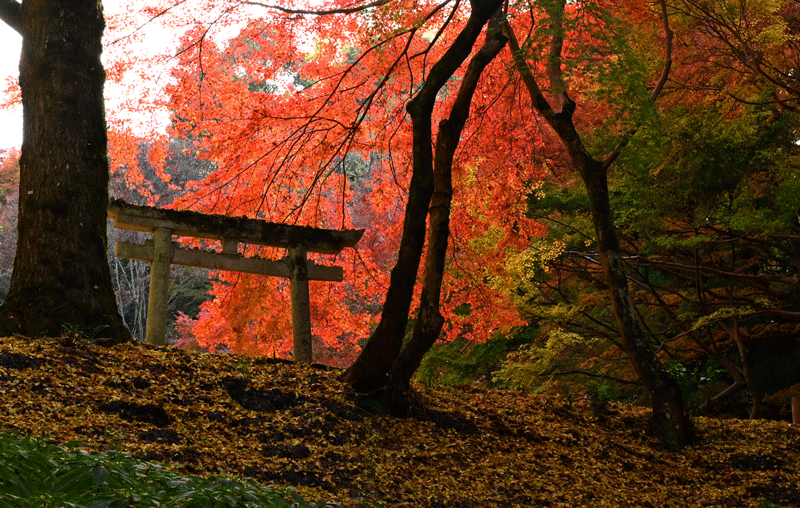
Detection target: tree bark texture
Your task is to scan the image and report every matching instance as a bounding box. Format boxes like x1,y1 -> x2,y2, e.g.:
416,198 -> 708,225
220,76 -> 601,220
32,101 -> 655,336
386,10 -> 508,405
504,6 -> 693,446
0,0 -> 132,344
340,0 -> 505,392
579,155 -> 693,447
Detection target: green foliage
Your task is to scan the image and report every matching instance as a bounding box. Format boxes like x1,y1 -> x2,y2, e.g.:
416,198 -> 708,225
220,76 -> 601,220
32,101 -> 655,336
494,329 -> 582,391
167,266 -> 213,336
664,359 -> 727,407
414,330 -> 532,387
0,432 -> 333,508
615,102 -> 800,239
512,67 -> 800,415
492,344 -> 543,392
589,382 -> 619,417
493,327 -> 607,393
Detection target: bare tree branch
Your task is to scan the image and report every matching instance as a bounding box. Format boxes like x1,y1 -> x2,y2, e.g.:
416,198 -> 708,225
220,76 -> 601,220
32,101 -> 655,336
241,0 -> 394,16
648,0 -> 673,103
552,370 -> 643,386
602,0 -> 673,170
502,21 -> 556,121
0,0 -> 21,35
108,0 -> 192,45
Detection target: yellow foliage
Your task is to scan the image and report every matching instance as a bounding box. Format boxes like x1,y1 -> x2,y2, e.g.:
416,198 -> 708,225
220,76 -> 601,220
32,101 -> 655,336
495,328 -> 598,392
502,240 -> 565,305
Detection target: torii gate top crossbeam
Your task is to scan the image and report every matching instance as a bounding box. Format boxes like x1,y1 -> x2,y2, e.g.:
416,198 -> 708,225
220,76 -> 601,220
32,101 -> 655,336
107,199 -> 363,255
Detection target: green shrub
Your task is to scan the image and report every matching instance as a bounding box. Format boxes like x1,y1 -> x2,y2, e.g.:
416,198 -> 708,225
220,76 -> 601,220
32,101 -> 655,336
415,327 -> 536,387
0,432 -> 339,508
589,382 -> 619,417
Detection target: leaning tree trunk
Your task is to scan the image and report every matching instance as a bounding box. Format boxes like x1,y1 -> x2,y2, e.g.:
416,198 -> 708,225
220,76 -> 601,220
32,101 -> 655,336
578,153 -> 693,447
386,11 -> 508,410
0,0 -> 131,344
340,0 -> 505,393
504,2 -> 693,447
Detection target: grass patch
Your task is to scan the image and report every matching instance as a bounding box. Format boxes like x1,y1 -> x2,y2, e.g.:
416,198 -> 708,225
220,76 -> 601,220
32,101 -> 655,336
0,432 -> 333,507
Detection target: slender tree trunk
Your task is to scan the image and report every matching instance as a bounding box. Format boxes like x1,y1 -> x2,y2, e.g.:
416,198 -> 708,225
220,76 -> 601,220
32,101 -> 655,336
721,318 -> 761,419
504,3 -> 693,446
0,0 -> 131,344
340,0 -> 505,393
578,154 -> 693,446
386,11 -> 508,408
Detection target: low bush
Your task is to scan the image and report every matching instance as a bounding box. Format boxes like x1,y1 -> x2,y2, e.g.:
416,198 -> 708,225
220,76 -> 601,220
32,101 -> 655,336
0,432 -> 336,508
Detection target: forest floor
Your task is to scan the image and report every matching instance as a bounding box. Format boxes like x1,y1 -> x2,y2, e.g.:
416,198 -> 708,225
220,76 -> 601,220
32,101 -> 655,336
0,335 -> 798,508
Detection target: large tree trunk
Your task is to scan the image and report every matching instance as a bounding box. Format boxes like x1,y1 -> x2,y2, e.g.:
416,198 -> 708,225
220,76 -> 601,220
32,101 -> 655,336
386,11 -> 508,410
0,0 -> 131,344
340,0 -> 505,393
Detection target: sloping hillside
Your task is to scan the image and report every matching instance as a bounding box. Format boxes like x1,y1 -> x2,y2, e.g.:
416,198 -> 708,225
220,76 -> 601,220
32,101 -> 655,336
1,335 -> 798,507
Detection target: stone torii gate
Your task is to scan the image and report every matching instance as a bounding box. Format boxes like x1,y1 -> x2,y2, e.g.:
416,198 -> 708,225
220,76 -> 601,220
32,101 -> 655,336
107,199 -> 363,362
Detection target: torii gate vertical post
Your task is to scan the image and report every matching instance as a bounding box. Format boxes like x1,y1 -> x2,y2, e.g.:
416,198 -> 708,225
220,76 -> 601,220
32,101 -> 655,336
289,245 -> 313,363
146,227 -> 174,345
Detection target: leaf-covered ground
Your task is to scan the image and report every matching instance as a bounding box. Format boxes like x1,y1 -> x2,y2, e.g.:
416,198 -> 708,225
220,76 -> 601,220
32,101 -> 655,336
1,335 -> 799,507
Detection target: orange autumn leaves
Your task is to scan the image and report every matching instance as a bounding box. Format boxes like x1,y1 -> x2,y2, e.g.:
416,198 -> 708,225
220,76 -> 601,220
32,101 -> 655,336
103,0 -> 547,361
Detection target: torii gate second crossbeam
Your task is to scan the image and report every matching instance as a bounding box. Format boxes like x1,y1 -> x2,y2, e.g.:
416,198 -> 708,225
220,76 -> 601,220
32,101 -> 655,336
107,199 -> 363,363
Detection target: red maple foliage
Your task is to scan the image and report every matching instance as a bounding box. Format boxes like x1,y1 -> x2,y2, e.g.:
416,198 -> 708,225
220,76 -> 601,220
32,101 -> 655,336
99,0 -> 548,362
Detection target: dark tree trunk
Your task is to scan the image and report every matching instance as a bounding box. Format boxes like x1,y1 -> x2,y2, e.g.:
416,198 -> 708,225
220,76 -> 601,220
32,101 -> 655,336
504,4 -> 693,446
722,318 -> 761,419
578,154 -> 693,447
0,0 -> 131,344
386,11 -> 508,409
340,0 -> 505,392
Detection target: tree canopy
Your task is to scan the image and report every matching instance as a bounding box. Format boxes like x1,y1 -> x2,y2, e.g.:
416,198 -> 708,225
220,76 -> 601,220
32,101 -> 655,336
0,0 -> 799,447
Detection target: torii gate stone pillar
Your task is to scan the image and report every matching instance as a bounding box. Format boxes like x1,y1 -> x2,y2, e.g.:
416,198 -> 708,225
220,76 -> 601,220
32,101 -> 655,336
145,227 -> 174,348
107,200 -> 363,363
288,245 -> 313,363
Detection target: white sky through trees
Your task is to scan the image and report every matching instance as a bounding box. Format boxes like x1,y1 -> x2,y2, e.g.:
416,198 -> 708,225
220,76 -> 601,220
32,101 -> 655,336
0,1 -> 178,148
0,17 -> 20,148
